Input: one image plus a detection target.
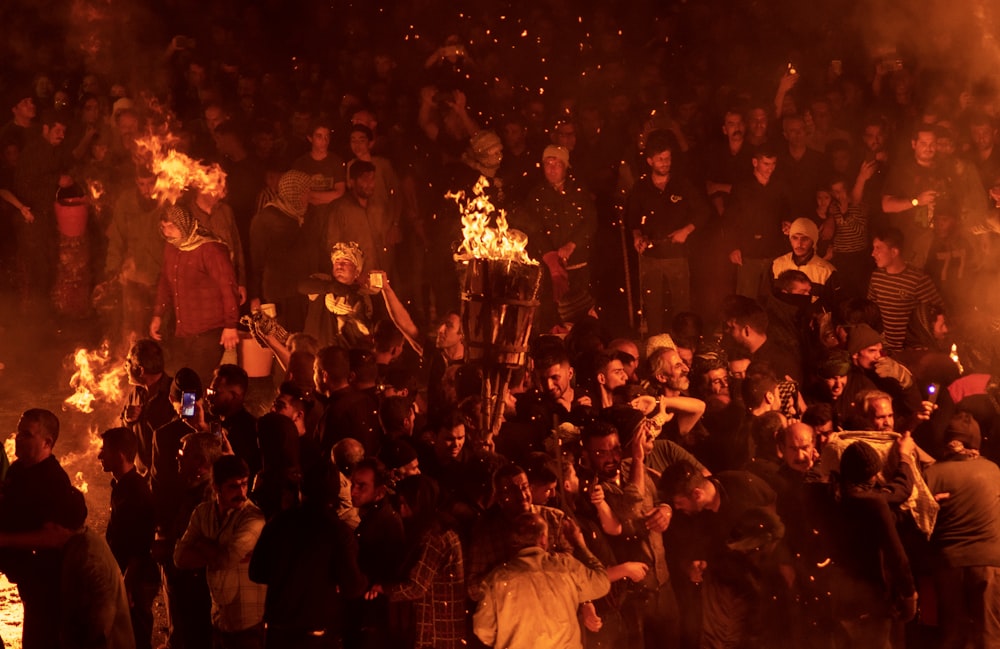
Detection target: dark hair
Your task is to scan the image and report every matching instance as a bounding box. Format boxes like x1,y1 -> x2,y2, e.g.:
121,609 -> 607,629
380,396 -> 413,433
350,123 -> 374,141
100,426 -> 138,461
316,345 -> 350,384
40,108 -> 70,128
802,403 -> 833,428
580,420 -> 619,447
212,454 -> 249,487
180,432 -> 225,469
257,412 -> 300,473
353,457 -> 390,489
753,145 -> 779,160
214,363 -> 248,394
872,226 -> 904,252
349,159 -> 376,179
394,473 -> 449,536
723,295 -> 769,335
491,462 -> 527,494
20,408 -> 60,445
526,463 -> 558,486
643,128 -> 674,158
836,297 -> 883,332
741,368 -> 778,409
657,460 -> 708,500
775,269 -> 811,292
373,320 -> 404,353
130,339 -> 165,375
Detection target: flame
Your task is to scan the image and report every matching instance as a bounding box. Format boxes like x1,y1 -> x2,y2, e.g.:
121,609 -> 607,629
3,434 -> 13,464
87,180 -> 104,201
950,343 -> 964,374
64,343 -> 127,414
74,471 -> 89,494
449,176 -> 537,265
136,133 -> 227,205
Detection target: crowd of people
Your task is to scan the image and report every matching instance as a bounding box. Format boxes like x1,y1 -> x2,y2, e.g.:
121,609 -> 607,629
2,0 -> 1000,648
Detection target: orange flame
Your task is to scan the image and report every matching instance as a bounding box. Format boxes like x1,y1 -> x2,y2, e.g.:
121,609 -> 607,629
59,425 -> 103,494
87,180 -> 104,201
448,176 -> 537,265
136,133 -> 227,205
64,343 -> 127,414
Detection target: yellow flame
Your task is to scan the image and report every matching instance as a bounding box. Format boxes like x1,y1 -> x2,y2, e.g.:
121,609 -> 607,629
448,176 -> 537,265
950,343 -> 964,374
74,471 -> 89,494
64,343 -> 127,414
87,180 -> 104,201
136,133 -> 227,205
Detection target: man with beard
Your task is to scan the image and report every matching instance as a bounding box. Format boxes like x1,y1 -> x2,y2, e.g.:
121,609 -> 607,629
580,420 -> 678,649
151,204 -> 239,387
207,364 -> 259,480
658,459 -> 784,649
531,347 -> 591,428
593,350 -> 629,409
704,108 -> 752,216
644,346 -> 709,447
175,455 -> 267,647
105,168 -> 167,346
724,296 -> 802,383
120,339 -> 175,475
346,459 -> 404,648
626,130 -> 709,334
324,161 -> 381,270
768,218 -> 841,308
881,125 -> 954,263
517,144 -> 598,326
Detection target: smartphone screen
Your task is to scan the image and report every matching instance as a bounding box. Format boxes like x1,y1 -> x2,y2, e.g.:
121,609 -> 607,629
926,383 -> 940,405
181,391 -> 196,417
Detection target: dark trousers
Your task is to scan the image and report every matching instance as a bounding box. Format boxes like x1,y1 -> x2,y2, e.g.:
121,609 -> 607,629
161,562 -> 213,649
172,328 -> 224,388
935,564 -> 1000,649
17,578 -> 60,649
639,256 -> 690,336
619,580 -> 680,649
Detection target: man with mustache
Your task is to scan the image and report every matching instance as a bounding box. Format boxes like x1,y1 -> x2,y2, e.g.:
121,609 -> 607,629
175,455 -> 267,648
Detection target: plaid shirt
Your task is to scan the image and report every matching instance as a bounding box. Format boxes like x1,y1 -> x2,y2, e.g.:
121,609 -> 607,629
175,499 -> 267,631
388,528 -> 466,648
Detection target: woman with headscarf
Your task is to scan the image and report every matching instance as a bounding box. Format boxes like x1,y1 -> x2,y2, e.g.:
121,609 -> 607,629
248,169 -> 312,333
151,204 -> 239,386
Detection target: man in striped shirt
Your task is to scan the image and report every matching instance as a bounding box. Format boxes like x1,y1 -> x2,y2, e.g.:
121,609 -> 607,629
867,227 -> 943,351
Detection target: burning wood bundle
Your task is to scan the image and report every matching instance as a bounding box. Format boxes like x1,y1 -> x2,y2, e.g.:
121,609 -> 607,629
451,177 -> 541,438
136,133 -> 227,205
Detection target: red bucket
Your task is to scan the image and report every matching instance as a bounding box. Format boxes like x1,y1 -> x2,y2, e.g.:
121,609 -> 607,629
55,186 -> 89,237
